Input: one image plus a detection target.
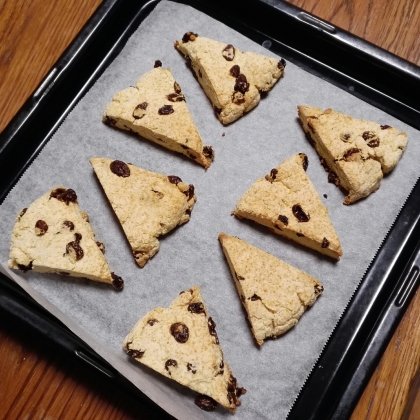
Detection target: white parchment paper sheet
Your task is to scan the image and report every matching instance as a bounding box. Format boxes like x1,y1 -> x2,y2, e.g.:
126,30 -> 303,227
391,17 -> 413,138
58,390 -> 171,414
1,1 -> 419,419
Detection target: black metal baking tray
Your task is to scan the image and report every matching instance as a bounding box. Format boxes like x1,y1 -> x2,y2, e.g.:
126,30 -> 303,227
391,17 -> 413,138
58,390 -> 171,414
1,0 -> 419,419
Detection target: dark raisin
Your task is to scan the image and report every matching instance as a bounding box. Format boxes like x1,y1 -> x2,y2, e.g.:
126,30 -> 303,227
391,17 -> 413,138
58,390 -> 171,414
229,65 -> 240,77
278,58 -> 286,69
323,194 -> 328,199
158,105 -> 174,115
277,215 -> 288,225
110,160 -> 130,177
322,238 -> 330,248
148,318 -> 159,326
111,273 -> 124,291
127,349 -> 144,358
66,241 -> 84,261
236,386 -> 247,397
362,131 -> 375,140
96,241 -> 105,253
315,284 -> 324,296
185,209 -> 191,215
154,60 -> 162,68
222,44 -> 235,61
184,184 -> 194,200
133,102 -> 148,119
270,168 -> 278,180
188,302 -> 205,314
343,148 -> 360,160
170,322 -> 189,343
165,359 -> 178,373
292,204 -> 310,222
208,317 -> 219,344
167,93 -> 185,102
63,221 -> 74,231
367,139 -> 380,148
381,124 -> 391,129
168,175 -> 182,185
104,115 -> 117,126
19,208 -> 27,219
195,395 -> 217,411
74,232 -> 82,243
203,146 -> 214,159
299,153 -> 308,171
182,32 -> 197,42
328,172 -> 339,184
50,188 -> 77,205
187,363 -> 197,374
35,220 -> 48,236
218,361 -> 224,375
249,294 -> 261,301
227,375 -> 244,406
214,106 -> 222,114
17,261 -> 33,272
234,74 -> 249,94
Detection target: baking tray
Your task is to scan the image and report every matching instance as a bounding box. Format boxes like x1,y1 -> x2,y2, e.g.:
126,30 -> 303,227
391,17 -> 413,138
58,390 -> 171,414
1,0 -> 419,419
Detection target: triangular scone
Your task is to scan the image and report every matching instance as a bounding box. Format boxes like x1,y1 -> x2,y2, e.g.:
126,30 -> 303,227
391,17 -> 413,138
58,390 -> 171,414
298,106 -> 408,204
90,157 -> 197,268
218,233 -> 323,345
174,32 -> 285,125
123,286 -> 246,412
103,63 -> 214,168
8,187 -> 124,290
232,154 -> 342,259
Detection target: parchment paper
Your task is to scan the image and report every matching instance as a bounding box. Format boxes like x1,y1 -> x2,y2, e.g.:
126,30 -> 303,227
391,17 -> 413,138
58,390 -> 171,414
1,2 -> 419,419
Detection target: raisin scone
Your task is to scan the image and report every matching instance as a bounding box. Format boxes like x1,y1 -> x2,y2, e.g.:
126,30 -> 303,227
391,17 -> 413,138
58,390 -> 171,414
298,106 -> 408,204
123,286 -> 246,412
219,233 -> 323,345
103,62 -> 214,168
90,157 -> 196,268
232,154 -> 342,259
174,32 -> 285,125
8,187 -> 124,290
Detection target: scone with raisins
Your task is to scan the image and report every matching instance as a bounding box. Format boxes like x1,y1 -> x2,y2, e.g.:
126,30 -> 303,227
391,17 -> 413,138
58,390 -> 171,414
174,32 -> 285,125
298,106 -> 408,204
103,61 -> 214,168
219,233 -> 323,345
123,286 -> 246,412
232,154 -> 342,259
8,187 -> 123,289
90,157 -> 196,268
